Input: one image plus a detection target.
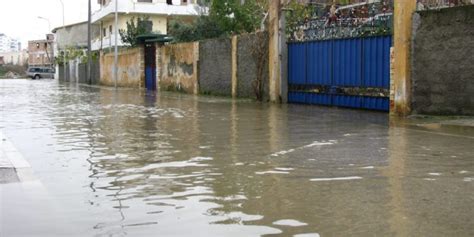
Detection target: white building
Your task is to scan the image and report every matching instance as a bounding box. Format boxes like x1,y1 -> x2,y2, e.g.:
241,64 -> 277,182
0,50 -> 28,66
91,0 -> 206,51
0,33 -> 21,52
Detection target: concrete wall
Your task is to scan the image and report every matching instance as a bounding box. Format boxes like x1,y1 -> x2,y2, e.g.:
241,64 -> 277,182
411,6 -> 474,115
100,47 -> 144,88
78,61 -> 100,85
198,38 -> 233,96
159,42 -> 199,94
58,60 -> 100,85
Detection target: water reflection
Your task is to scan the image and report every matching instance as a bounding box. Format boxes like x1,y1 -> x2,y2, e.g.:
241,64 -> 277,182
0,80 -> 472,237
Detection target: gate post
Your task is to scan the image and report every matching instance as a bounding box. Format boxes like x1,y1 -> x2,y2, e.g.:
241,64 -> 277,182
268,0 -> 281,103
392,1 -> 416,116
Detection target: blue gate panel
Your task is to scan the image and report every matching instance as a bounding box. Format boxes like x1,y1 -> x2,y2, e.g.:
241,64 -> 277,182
333,95 -> 362,108
288,36 -> 392,112
288,92 -> 306,104
307,40 -> 332,86
145,67 -> 154,90
363,36 -> 391,88
288,43 -> 307,85
307,93 -> 332,105
362,97 -> 390,111
333,38 -> 362,87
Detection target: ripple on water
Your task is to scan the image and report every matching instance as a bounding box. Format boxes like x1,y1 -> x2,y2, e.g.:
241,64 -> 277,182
273,219 -> 308,227
294,234 -> 321,237
310,176 -> 363,182
256,171 -> 290,175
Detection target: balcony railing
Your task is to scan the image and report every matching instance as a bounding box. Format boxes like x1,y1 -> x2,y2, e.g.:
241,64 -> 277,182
92,34 -> 124,51
92,0 -> 205,23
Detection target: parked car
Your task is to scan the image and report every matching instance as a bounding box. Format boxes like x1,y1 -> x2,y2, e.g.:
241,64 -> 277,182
26,67 -> 55,79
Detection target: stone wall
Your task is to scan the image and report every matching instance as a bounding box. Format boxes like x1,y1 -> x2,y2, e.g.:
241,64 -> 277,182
100,47 -> 144,88
159,33 -> 270,99
198,38 -> 233,96
236,32 -> 269,100
158,42 -> 199,94
411,6 -> 474,115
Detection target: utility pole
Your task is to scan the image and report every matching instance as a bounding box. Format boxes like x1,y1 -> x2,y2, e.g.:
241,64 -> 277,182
59,0 -> 66,82
114,0 -> 118,89
87,0 -> 92,85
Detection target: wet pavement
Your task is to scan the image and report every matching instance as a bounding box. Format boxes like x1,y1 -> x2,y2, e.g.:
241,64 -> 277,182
0,79 -> 473,237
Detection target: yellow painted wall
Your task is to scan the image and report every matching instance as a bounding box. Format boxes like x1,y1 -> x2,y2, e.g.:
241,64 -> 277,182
100,47 -> 144,88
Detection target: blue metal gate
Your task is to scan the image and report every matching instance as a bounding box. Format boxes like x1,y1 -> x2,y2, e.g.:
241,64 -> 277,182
144,43 -> 156,91
288,36 -> 392,111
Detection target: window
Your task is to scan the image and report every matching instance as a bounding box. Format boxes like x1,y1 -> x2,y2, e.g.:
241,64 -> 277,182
138,20 -> 153,33
109,25 -> 112,35
103,28 -> 107,37
167,0 -> 172,4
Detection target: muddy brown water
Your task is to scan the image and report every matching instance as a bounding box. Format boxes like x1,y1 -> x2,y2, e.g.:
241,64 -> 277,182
0,79 -> 473,237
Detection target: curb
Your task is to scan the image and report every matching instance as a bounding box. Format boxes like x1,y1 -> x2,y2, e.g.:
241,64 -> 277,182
0,131 -> 36,183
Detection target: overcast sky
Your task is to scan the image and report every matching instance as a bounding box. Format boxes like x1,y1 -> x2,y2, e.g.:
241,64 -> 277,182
0,0 -> 100,47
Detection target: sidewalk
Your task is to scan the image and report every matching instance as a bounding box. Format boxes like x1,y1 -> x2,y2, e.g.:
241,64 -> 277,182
0,131 -> 35,184
402,115 -> 474,137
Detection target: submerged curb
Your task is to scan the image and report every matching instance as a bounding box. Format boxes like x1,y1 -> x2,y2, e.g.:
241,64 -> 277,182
0,131 -> 36,183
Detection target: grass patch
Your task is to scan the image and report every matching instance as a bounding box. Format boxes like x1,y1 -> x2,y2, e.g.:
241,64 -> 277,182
0,64 -> 28,78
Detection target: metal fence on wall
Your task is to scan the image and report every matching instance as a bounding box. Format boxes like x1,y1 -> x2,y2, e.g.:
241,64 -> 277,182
416,0 -> 473,10
288,0 -> 394,42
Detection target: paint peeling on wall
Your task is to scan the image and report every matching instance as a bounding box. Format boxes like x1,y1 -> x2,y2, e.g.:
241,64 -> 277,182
159,42 -> 199,94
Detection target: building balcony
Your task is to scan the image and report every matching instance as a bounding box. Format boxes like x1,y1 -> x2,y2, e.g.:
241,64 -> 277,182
92,34 -> 125,51
92,0 -> 206,24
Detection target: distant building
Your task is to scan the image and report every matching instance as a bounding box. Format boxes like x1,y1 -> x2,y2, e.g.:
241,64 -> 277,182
91,0 -> 206,50
52,21 -> 101,68
28,34 -> 54,67
52,21 -> 100,52
0,50 -> 28,66
0,33 -> 21,52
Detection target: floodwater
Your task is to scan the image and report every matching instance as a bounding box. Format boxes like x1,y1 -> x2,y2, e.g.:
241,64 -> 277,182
0,79 -> 473,237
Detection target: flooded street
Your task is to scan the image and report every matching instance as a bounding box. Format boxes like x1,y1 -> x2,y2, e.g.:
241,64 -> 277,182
1,79 -> 473,236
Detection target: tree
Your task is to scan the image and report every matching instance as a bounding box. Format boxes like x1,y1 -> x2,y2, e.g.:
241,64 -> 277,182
119,16 -> 152,47
169,0 -> 269,43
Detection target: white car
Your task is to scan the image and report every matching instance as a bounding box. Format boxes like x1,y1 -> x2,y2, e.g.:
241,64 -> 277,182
27,67 -> 55,79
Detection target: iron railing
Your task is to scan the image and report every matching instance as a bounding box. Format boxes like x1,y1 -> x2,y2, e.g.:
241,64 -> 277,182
416,0 -> 473,10
288,0 -> 394,42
